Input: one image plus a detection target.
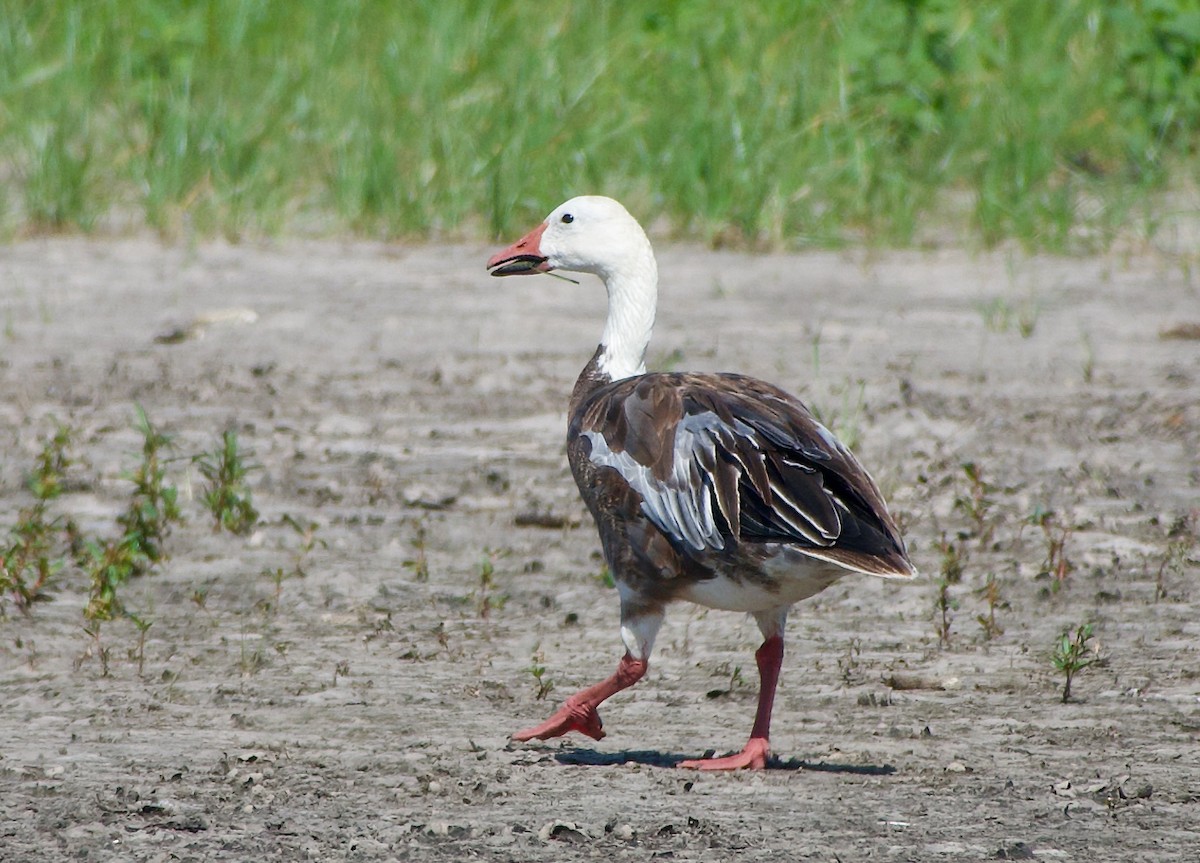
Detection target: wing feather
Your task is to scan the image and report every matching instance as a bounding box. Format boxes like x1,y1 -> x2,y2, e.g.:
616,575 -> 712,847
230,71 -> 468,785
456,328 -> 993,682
573,372 -> 910,572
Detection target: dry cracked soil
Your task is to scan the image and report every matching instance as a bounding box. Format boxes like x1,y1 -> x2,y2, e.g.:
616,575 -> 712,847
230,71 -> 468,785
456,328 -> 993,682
1,236 -> 1198,861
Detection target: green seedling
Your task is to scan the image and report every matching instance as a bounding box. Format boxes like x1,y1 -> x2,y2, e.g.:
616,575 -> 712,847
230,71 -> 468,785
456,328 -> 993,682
27,423 -> 73,500
975,572 -> 1006,640
594,564 -> 615,589
191,586 -> 210,610
261,515 -> 325,608
1028,508 -> 1073,592
527,643 -> 555,700
83,408 -> 183,622
1018,302 -> 1039,338
402,522 -> 430,582
1053,622 -> 1100,703
1155,543 -> 1190,603
2,425 -> 77,613
706,663 -> 747,699
476,548 -> 509,618
934,533 -> 966,647
238,635 -> 268,677
196,429 -> 260,535
260,566 -> 290,607
78,622 -> 112,677
81,536 -> 140,621
979,297 -> 1014,334
978,296 -> 1039,337
1080,331 -> 1096,384
1156,512 -> 1197,602
127,612 -> 152,677
1,504 -> 63,613
282,514 -> 325,577
954,462 -> 996,547
116,406 -> 182,569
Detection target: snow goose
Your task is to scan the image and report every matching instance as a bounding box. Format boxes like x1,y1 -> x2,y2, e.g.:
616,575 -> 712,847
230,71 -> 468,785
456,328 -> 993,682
487,196 -> 916,770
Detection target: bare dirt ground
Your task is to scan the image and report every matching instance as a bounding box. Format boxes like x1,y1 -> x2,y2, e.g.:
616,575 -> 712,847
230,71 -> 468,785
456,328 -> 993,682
1,235 -> 1198,861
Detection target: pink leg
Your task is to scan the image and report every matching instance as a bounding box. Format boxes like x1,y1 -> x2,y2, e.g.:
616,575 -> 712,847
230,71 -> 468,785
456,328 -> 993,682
679,634 -> 784,770
513,653 -> 648,742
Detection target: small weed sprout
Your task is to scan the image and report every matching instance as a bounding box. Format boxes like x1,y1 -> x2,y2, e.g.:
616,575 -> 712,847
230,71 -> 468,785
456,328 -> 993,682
1154,543 -> 1190,602
27,423 -> 73,500
261,514 -> 326,605
594,563 -> 615,589
83,407 -> 183,622
282,514 -> 325,577
478,553 -> 495,617
1080,331 -> 1096,384
838,637 -> 864,685
81,537 -> 140,621
1053,622 -> 1100,703
975,572 -> 1006,640
1017,298 -> 1040,338
1,505 -> 64,613
402,522 -> 430,582
1029,508 -> 1073,591
127,612 -> 152,677
117,406 -> 182,569
1156,512 -> 1197,602
954,462 -> 996,547
705,662 -> 747,699
979,297 -> 1014,333
2,425 -> 75,613
527,643 -> 555,700
934,533 -> 966,647
238,635 -> 268,677
333,659 -> 351,684
978,296 -> 1039,337
79,623 -> 112,677
191,586 -> 210,610
476,548 -> 509,618
196,429 -> 260,535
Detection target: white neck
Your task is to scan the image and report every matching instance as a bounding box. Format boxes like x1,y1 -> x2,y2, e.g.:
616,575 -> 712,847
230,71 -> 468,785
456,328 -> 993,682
596,242 -> 658,381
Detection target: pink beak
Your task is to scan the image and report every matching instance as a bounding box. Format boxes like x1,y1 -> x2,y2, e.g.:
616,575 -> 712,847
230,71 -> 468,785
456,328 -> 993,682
486,221 -> 551,276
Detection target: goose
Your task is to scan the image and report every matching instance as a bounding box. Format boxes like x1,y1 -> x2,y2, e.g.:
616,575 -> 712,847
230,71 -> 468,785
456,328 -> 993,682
487,196 -> 915,770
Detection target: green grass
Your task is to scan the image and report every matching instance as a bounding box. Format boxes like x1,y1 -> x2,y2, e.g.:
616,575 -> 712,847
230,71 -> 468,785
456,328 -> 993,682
1,1 -> 1197,249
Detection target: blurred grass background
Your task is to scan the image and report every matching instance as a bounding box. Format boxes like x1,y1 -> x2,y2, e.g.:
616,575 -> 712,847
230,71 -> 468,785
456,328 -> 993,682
0,0 -> 1197,249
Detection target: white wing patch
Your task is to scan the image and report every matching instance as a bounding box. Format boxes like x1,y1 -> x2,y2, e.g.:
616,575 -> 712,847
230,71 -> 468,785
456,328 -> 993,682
583,408 -> 853,554
582,411 -> 735,552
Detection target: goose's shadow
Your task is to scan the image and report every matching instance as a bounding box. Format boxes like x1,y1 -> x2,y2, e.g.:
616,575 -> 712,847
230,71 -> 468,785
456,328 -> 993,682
553,748 -> 896,774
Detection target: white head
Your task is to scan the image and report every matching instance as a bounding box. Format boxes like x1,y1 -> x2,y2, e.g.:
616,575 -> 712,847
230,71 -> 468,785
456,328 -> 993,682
487,196 -> 659,381
487,196 -> 654,281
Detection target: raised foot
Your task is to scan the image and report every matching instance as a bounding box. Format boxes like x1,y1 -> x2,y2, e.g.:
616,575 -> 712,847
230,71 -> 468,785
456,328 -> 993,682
512,699 -> 605,742
678,737 -> 770,771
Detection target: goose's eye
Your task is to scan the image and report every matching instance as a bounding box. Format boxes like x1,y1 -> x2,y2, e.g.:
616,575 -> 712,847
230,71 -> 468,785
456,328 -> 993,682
561,213 -> 574,224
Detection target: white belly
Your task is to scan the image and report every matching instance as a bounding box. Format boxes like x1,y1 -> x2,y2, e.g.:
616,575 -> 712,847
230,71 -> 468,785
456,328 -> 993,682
677,560 -> 845,612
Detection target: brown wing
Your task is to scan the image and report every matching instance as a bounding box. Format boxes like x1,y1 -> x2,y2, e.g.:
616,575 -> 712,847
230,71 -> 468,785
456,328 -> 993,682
571,372 -> 914,578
